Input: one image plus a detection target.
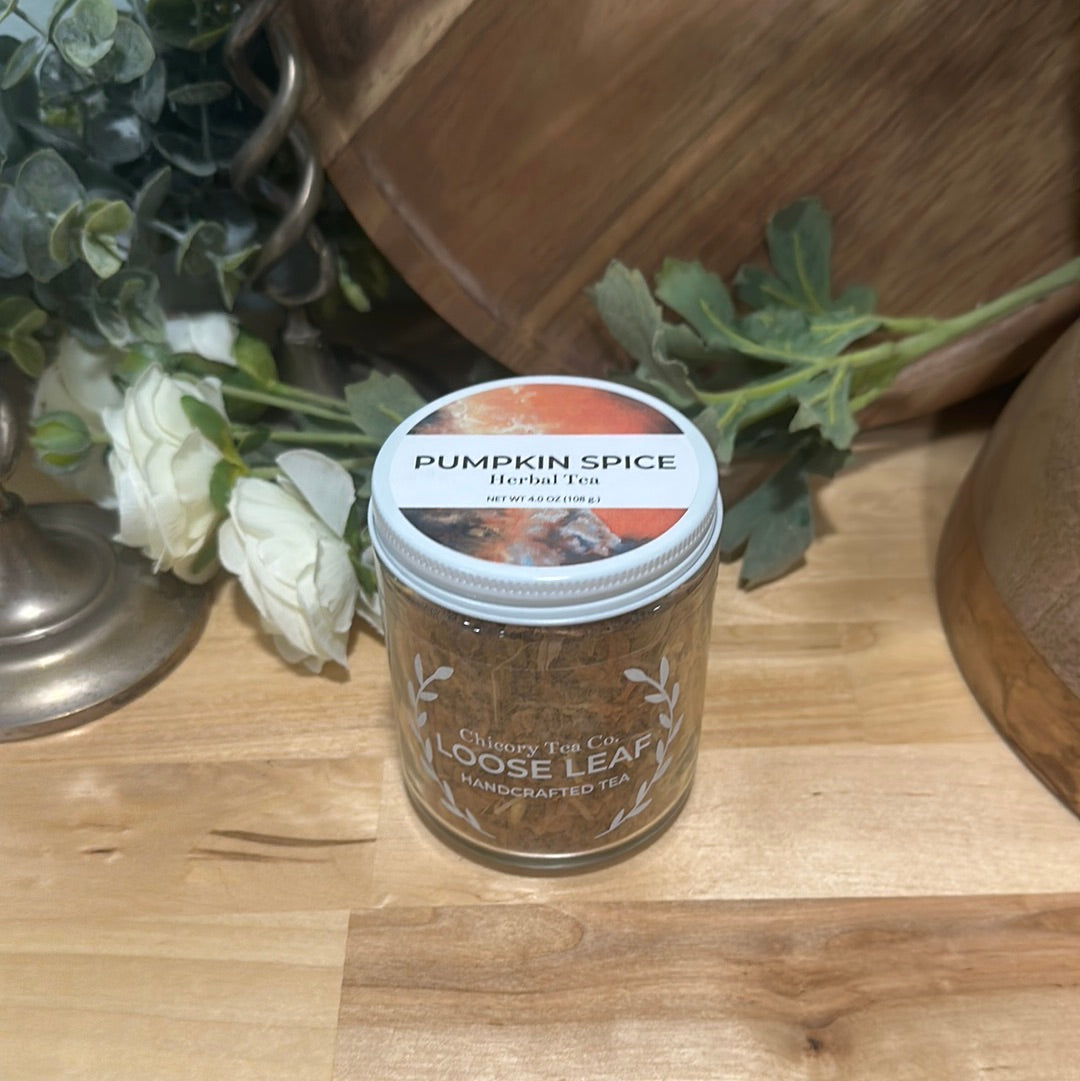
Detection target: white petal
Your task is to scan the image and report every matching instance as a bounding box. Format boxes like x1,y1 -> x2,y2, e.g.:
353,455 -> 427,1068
276,449 -> 354,536
165,313 -> 238,366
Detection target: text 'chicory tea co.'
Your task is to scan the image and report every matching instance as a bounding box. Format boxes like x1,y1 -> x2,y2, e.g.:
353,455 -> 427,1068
368,376 -> 722,871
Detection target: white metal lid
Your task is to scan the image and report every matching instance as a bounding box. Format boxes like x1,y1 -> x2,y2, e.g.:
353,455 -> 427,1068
368,376 -> 721,625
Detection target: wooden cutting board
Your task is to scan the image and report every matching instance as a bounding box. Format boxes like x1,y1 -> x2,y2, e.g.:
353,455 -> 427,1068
938,319 -> 1080,818
292,0 -> 1080,425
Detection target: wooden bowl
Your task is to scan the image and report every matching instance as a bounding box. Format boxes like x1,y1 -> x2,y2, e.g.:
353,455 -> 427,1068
938,319 -> 1080,816
292,0 -> 1080,425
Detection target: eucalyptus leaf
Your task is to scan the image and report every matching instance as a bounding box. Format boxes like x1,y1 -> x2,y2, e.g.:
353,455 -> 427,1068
174,218 -> 224,276
86,109 -> 151,164
47,199 -> 81,263
133,57 -> 165,121
0,183 -> 28,276
0,294 -> 47,335
0,328 -> 45,375
78,197 -> 132,277
52,0 -> 119,70
92,266 -> 165,345
344,370 -> 425,443
167,79 -> 232,106
211,243 -> 257,308
15,147 -> 84,215
152,129 -> 216,177
1,36 -> 44,90
93,15 -> 154,83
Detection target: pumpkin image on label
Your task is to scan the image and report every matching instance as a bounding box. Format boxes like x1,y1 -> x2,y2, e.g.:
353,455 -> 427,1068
369,377 -> 721,869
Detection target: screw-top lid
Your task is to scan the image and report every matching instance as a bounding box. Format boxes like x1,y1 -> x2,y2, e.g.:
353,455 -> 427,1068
368,376 -> 721,625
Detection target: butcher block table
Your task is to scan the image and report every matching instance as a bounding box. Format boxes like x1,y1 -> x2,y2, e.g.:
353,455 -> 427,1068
4,394 -> 1080,1081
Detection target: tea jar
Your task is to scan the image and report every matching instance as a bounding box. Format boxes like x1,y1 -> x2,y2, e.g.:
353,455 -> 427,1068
368,376 -> 721,870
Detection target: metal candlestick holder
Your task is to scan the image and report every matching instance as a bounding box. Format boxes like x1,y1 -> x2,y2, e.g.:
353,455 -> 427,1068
0,386 -> 211,741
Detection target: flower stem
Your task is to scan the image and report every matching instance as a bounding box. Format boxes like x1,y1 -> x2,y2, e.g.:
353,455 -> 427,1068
267,380 -> 353,415
255,427 -> 381,450
220,383 -> 353,424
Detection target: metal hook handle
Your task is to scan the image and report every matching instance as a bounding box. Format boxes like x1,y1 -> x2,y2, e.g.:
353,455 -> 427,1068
225,0 -> 336,306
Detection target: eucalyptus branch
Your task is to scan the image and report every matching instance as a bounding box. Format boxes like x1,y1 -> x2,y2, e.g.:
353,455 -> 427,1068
241,426 -> 381,450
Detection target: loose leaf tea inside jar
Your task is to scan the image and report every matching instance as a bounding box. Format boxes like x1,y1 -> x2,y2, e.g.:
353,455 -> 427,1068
369,377 -> 721,870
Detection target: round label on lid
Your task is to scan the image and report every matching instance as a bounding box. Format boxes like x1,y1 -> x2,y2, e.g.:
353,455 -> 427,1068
369,377 -> 721,625
388,382 -> 699,567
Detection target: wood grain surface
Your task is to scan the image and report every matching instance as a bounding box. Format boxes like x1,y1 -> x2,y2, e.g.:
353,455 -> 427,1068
294,0 -> 1080,422
5,398 -> 1080,1079
336,895 -> 1080,1080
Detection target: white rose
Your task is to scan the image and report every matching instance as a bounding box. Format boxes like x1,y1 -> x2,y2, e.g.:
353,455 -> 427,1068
218,466 -> 359,672
32,333 -> 124,507
101,365 -> 226,583
164,313 -> 238,366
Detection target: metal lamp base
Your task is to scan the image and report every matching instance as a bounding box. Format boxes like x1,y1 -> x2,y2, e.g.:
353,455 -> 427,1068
0,498 -> 211,741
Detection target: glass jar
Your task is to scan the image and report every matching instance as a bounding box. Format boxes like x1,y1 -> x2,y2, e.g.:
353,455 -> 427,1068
368,376 -> 721,870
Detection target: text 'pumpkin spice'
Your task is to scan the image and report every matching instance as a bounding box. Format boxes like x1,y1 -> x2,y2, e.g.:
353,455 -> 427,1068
369,376 -> 721,870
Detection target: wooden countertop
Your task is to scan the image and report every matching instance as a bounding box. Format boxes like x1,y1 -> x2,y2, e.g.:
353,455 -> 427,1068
4,400 -> 1080,1080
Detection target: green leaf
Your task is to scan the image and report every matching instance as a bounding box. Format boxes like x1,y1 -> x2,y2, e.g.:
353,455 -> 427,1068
0,294 -> 47,336
0,296 -> 49,377
1,329 -> 46,375
145,0 -> 239,51
93,16 -> 154,83
180,393 -> 232,453
208,458 -> 241,513
48,199 -> 81,264
174,219 -> 224,276
231,329 -> 276,388
52,0 -> 118,70
133,57 -> 166,121
789,367 -> 858,449
344,370 -> 425,443
211,243 -> 257,309
116,339 -> 173,382
737,306 -> 881,360
719,460 -> 814,588
0,2 -> 18,20
588,260 -> 700,408
187,527 -> 219,577
152,130 -> 216,177
693,384 -> 795,465
654,258 -> 736,340
92,268 -> 166,345
15,148 -> 84,216
1,36 -> 44,89
167,79 -> 232,106
29,408 -> 92,469
764,197 -> 833,315
0,184 -> 27,276
78,198 -> 133,278
338,255 -> 371,313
